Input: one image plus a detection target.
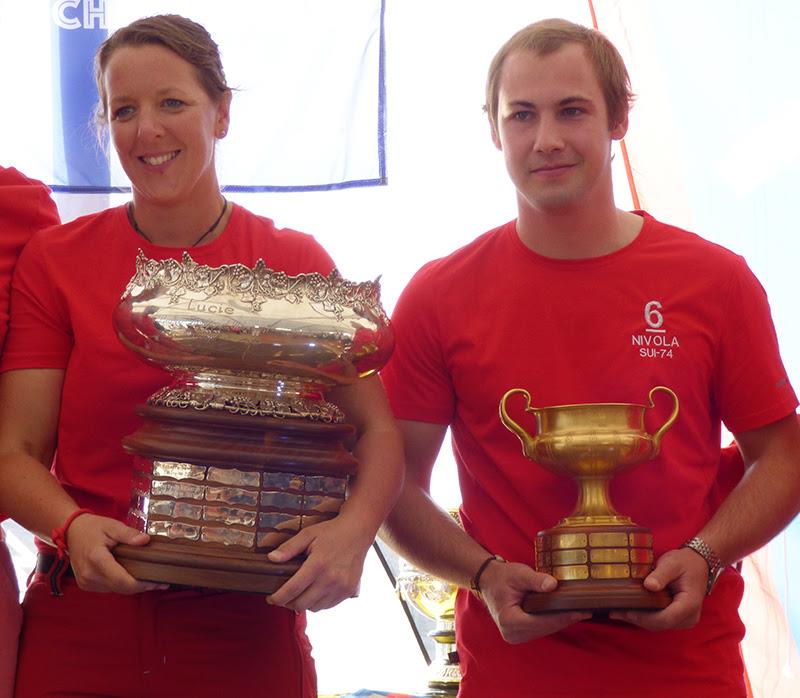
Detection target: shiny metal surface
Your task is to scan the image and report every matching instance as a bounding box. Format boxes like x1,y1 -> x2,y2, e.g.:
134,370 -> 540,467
130,456 -> 347,551
396,509 -> 462,694
114,251 -> 394,421
499,386 -> 679,525
501,387 -> 680,593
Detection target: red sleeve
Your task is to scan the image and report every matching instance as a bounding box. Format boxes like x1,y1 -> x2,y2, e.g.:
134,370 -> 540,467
0,231 -> 73,372
714,256 -> 798,433
273,226 -> 336,277
0,169 -> 60,349
380,263 -> 455,424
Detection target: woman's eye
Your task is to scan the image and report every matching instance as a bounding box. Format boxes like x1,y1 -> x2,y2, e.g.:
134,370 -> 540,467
163,98 -> 185,109
513,111 -> 533,122
112,106 -> 134,120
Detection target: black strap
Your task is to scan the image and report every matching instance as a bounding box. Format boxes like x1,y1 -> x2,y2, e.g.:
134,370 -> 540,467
35,552 -> 74,596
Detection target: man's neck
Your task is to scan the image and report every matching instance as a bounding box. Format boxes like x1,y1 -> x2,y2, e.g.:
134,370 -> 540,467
516,199 -> 643,260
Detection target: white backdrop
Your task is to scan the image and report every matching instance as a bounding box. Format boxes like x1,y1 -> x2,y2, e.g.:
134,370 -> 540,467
3,0 -> 799,695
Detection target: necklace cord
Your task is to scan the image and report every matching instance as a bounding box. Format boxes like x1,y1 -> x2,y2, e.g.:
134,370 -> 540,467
127,196 -> 228,247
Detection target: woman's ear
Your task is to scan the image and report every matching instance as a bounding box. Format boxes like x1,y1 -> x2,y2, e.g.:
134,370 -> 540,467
216,90 -> 232,139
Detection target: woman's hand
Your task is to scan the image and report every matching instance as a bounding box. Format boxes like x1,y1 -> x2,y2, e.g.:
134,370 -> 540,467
65,513 -> 168,594
265,514 -> 373,612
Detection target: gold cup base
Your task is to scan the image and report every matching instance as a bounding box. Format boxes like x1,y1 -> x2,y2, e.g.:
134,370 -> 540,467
524,523 -> 671,613
427,681 -> 460,697
114,540 -> 300,594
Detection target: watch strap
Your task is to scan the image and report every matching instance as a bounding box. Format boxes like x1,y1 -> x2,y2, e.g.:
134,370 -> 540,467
682,536 -> 724,595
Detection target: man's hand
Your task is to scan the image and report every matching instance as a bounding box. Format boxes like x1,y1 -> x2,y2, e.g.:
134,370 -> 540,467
609,547 -> 708,630
65,514 -> 168,594
479,559 -> 591,644
266,515 -> 373,612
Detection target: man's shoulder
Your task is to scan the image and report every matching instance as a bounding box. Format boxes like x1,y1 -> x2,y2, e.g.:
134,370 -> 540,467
639,212 -> 746,272
410,220 -> 514,285
642,213 -> 739,256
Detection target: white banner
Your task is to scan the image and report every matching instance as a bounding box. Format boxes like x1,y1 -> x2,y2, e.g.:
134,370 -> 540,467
0,0 -> 386,192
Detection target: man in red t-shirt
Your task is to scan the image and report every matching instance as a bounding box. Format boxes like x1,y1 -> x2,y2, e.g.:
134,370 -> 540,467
379,19 -> 800,698
0,166 -> 59,698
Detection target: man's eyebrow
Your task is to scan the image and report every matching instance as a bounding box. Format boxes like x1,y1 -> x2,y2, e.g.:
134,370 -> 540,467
504,96 -> 594,109
559,95 -> 593,105
506,99 -> 536,109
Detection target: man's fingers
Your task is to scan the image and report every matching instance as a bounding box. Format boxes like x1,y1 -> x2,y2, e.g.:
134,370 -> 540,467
609,591 -> 700,630
498,610 -> 591,645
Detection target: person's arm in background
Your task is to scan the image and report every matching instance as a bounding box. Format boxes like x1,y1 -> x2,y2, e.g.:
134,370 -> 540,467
267,375 -> 404,611
614,413 -> 800,630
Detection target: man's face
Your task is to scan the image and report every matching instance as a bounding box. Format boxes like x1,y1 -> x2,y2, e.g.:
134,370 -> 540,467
492,43 -> 627,213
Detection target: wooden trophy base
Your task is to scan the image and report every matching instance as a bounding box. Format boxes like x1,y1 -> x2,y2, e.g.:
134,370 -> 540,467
114,404 -> 358,593
522,578 -> 671,614
115,540 -> 301,594
523,523 -> 672,614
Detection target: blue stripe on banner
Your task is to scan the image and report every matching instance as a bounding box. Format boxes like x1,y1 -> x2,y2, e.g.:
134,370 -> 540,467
49,177 -> 388,194
377,0 -> 388,183
51,0 -> 109,188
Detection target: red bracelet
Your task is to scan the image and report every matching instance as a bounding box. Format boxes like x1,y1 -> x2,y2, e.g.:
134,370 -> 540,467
51,508 -> 93,559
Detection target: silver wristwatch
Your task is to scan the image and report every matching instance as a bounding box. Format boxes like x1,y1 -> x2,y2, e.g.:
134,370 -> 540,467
682,536 -> 724,595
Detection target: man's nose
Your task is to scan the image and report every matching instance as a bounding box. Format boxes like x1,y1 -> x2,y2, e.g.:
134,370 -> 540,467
533,114 -> 564,153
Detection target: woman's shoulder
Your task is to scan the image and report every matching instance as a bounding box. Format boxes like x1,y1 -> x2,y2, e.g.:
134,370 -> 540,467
231,205 -> 318,244
227,204 -> 334,274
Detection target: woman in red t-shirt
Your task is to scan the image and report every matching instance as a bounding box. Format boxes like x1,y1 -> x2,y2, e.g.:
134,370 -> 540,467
0,15 -> 402,698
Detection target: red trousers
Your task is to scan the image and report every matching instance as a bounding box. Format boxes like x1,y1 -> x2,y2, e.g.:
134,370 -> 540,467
15,574 -> 316,698
0,532 -> 21,698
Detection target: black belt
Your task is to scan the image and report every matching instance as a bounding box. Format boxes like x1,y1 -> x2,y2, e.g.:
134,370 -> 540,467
36,552 -> 74,595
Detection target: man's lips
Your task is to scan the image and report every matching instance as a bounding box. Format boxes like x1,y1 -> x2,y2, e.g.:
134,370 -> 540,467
530,163 -> 576,175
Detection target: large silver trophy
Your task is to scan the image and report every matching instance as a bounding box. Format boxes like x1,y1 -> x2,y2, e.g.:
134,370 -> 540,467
111,251 -> 393,593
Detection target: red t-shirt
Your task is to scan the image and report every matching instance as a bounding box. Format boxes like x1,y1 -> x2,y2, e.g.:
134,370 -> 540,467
1,203 -> 335,525
0,166 -> 60,349
381,213 -> 798,697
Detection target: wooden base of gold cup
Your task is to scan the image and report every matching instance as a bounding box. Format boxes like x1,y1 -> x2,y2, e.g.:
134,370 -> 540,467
522,523 -> 671,613
113,405 -> 357,593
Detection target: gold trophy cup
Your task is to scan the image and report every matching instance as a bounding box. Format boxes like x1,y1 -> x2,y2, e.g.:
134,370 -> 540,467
396,509 -> 462,696
499,386 -> 679,613
397,563 -> 460,696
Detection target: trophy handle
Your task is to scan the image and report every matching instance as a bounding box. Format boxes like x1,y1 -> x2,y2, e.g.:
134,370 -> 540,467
647,386 -> 679,455
499,388 -> 538,456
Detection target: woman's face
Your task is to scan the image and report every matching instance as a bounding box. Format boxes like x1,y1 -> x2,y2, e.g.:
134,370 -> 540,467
102,43 -> 230,208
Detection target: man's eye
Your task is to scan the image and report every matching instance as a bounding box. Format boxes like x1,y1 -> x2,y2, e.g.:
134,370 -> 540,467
562,107 -> 584,117
513,111 -> 533,122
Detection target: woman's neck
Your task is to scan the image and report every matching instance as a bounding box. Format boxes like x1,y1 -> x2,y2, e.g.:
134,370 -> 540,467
127,192 -> 230,248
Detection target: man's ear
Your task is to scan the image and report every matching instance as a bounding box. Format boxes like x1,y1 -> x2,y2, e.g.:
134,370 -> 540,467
610,113 -> 629,141
490,115 -> 502,150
